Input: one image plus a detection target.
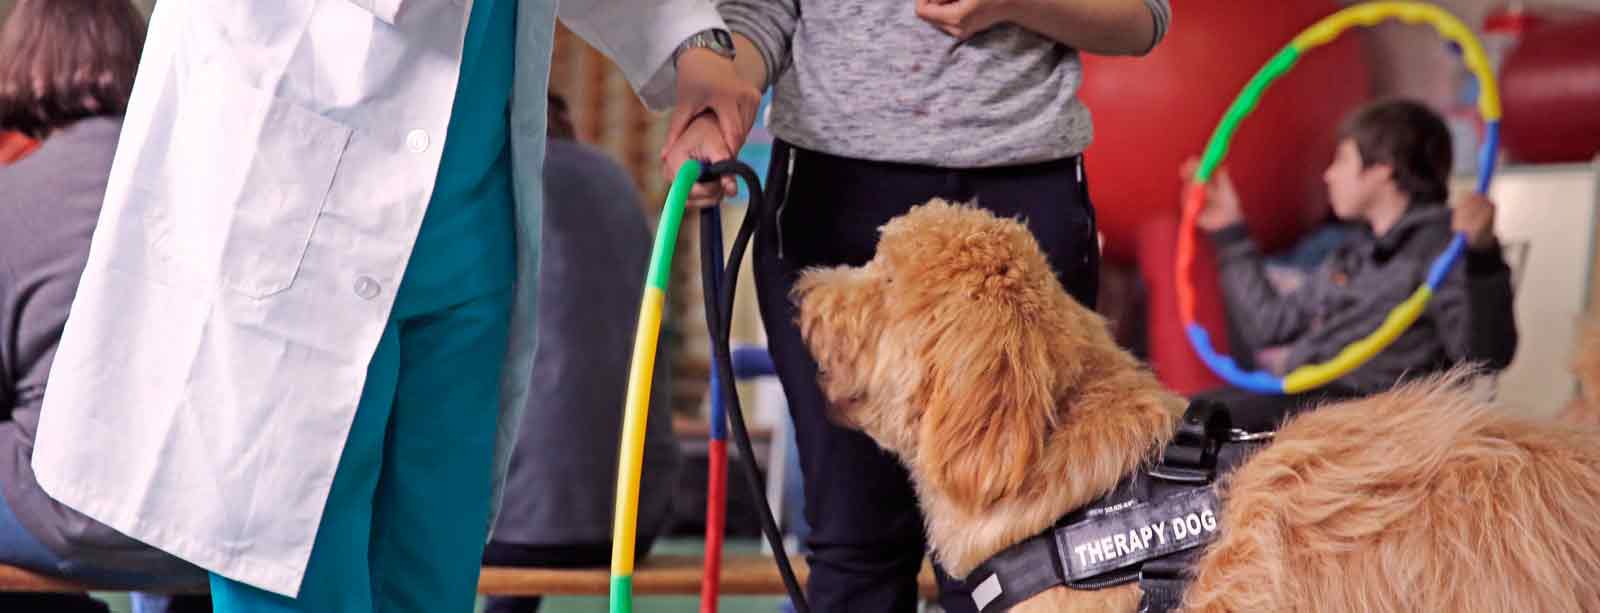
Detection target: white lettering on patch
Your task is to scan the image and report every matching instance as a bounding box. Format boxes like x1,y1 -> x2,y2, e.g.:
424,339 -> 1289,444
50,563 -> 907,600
1170,508 -> 1220,543
1057,489 -> 1224,581
1084,538 -> 1104,564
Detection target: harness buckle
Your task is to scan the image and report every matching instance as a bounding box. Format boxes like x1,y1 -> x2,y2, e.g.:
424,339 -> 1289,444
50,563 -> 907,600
1148,400 -> 1235,484
1137,553 -> 1195,613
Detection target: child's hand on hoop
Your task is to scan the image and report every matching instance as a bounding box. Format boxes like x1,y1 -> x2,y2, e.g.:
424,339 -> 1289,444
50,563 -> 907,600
1452,193 -> 1499,251
1181,156 -> 1244,232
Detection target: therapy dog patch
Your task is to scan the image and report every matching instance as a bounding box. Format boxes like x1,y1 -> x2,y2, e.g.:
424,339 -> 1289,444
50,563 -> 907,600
1054,487 -> 1221,581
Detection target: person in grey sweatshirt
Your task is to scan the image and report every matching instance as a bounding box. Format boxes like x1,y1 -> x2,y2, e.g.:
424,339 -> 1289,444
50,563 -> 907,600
657,2 -> 1172,610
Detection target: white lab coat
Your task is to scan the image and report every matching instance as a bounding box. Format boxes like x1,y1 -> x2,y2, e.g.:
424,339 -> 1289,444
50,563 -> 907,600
31,0 -> 722,597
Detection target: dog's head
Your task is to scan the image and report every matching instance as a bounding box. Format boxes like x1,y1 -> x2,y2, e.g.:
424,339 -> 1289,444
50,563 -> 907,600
794,200 -> 1112,512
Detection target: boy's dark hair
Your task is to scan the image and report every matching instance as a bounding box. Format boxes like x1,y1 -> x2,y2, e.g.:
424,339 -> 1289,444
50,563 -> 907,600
0,0 -> 147,139
1338,98 -> 1455,204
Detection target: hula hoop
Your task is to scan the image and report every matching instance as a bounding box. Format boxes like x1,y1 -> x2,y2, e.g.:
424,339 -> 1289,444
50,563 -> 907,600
1179,1 -> 1502,395
609,160 -> 698,612
610,160 -> 809,613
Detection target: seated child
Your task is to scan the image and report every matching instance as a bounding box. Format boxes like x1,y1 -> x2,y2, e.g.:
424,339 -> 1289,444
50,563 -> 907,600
1183,98 -> 1518,430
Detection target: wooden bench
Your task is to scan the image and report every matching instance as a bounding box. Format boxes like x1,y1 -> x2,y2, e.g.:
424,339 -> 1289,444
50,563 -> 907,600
0,555 -> 940,598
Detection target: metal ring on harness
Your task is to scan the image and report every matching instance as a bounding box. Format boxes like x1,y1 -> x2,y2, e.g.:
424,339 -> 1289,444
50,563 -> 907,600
1228,429 -> 1276,443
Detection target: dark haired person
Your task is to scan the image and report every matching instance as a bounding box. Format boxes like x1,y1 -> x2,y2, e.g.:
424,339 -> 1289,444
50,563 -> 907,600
1184,98 -> 1518,430
0,1 -> 211,611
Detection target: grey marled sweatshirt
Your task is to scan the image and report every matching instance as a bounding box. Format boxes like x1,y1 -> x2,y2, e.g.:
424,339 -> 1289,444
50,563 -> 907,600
718,0 -> 1170,168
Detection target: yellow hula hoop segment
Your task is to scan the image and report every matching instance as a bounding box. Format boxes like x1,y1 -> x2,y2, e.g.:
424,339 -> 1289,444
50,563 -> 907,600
1292,2 -> 1500,120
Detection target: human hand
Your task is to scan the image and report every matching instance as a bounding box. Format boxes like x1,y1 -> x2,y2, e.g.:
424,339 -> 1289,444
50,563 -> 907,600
1181,156 -> 1244,232
665,48 -> 761,162
1452,192 -> 1498,250
915,0 -> 1014,40
661,112 -> 738,209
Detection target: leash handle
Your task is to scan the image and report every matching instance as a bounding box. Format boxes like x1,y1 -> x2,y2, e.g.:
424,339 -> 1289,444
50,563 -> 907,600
698,159 -> 812,613
698,205 -> 729,613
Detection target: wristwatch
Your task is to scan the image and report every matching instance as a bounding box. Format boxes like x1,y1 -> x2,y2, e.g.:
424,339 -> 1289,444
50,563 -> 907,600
675,28 -> 736,63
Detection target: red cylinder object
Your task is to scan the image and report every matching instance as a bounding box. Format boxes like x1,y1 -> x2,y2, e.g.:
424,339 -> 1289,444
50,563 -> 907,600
1500,16 -> 1600,165
1079,0 -> 1370,264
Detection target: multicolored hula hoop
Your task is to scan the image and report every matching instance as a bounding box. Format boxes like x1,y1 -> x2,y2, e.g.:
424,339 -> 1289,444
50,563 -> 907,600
1179,1 -> 1502,395
609,160 -> 698,611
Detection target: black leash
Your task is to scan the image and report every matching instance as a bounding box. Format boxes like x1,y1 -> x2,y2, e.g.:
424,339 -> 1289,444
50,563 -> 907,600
696,159 -> 811,613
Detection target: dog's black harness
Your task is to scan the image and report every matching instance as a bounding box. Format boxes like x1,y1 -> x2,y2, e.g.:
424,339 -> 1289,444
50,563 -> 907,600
963,400 -> 1274,612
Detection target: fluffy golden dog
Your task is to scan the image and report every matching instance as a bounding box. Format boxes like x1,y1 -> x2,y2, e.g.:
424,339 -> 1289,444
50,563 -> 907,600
793,200 -> 1600,612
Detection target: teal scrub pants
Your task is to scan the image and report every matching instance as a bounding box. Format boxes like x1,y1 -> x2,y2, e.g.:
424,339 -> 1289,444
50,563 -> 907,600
209,0 -> 517,608
208,285 -> 512,612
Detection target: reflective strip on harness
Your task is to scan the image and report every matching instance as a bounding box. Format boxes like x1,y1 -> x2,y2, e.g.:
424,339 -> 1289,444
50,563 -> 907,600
1056,487 -> 1222,582
972,574 -> 1004,610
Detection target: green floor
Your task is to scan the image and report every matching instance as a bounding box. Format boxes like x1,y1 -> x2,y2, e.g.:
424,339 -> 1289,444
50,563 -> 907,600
94,539 -> 791,613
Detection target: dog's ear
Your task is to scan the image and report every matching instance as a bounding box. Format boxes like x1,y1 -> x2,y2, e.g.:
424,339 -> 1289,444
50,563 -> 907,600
914,316 -> 1058,513
884,202 -> 1073,513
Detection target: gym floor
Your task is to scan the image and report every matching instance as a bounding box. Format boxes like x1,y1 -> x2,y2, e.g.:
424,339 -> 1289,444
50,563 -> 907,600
93,539 -> 791,613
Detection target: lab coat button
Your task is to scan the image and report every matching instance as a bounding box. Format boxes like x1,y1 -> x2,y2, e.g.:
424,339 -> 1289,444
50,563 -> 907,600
354,276 -> 382,300
405,129 -> 429,153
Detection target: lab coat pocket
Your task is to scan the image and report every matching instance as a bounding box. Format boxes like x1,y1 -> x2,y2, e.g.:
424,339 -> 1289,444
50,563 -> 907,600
144,63 -> 353,298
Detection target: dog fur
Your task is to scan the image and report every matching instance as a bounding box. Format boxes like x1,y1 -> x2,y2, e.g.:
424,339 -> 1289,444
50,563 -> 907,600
793,200 -> 1600,612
